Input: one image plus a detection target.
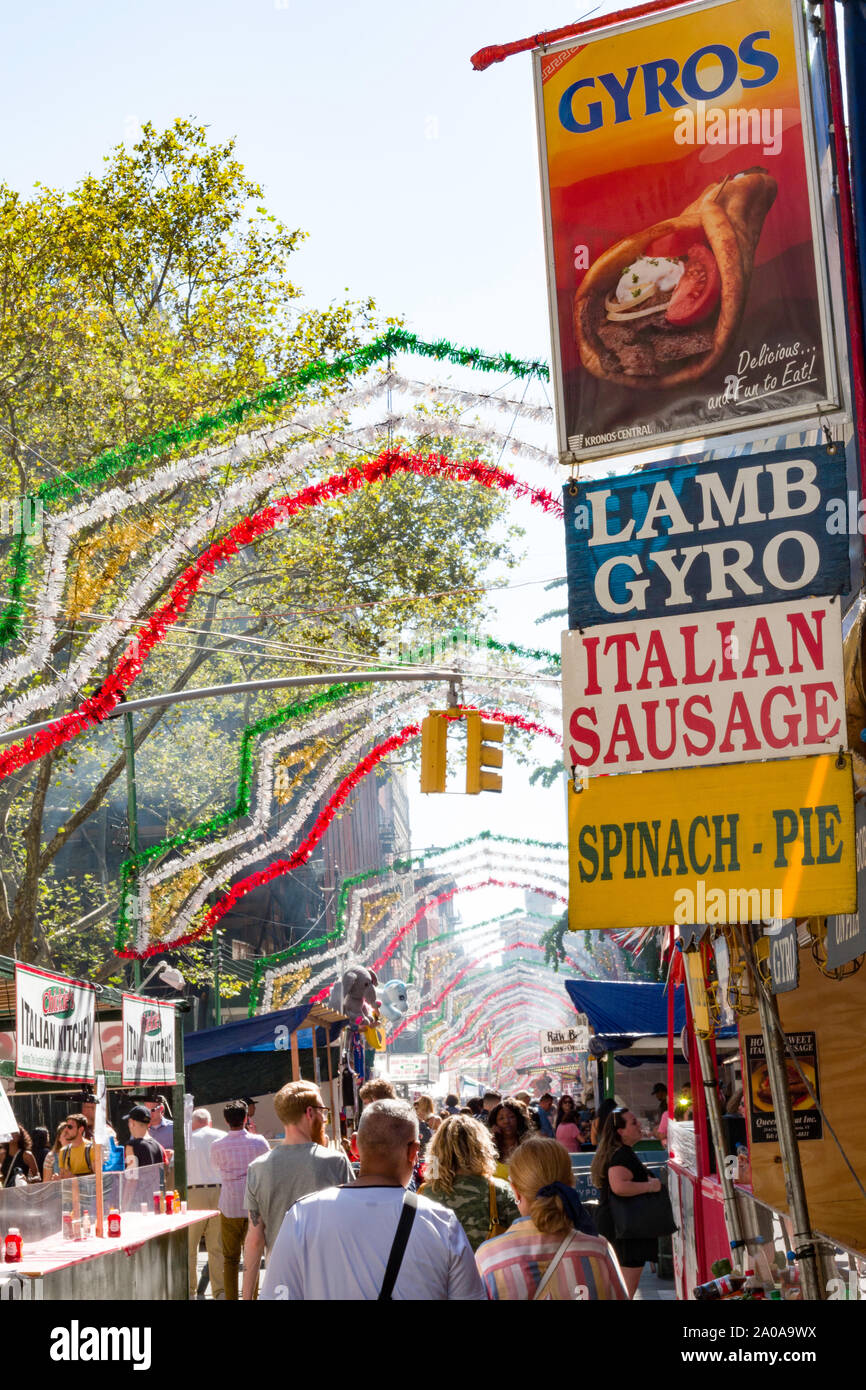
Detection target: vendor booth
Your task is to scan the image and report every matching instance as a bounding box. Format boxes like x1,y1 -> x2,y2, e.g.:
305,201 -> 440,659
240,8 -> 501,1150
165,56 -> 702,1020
0,954 -> 206,1300
184,1001 -> 345,1140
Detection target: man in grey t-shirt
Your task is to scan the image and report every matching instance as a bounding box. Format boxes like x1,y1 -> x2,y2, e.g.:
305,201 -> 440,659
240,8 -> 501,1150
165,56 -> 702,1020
241,1080 -> 353,1299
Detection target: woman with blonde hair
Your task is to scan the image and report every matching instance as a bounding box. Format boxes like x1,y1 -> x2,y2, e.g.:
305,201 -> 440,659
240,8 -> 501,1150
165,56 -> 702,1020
475,1137 -> 627,1300
419,1114 -> 519,1252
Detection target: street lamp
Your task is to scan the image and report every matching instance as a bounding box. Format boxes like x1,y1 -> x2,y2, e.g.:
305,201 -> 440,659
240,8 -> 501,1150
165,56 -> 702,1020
138,961 -> 185,992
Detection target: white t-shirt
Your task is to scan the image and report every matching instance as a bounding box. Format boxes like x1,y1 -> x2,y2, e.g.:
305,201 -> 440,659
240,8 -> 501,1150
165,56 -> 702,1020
187,1125 -> 223,1186
259,1186 -> 485,1301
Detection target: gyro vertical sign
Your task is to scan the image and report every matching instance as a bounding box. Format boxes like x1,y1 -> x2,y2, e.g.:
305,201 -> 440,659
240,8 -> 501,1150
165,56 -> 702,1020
15,963 -> 95,1084
122,993 -> 176,1087
534,0 -> 839,460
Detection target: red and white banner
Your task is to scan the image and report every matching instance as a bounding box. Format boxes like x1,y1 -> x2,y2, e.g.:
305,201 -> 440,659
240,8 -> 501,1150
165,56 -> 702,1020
121,993 -> 177,1087
562,596 -> 844,775
14,963 -> 95,1084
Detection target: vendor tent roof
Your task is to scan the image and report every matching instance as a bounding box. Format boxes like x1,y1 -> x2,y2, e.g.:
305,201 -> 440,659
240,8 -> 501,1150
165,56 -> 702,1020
564,980 -> 686,1037
185,1003 -> 344,1065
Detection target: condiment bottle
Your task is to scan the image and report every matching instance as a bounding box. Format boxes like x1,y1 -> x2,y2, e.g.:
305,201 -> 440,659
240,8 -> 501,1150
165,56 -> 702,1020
81,1211 -> 91,1239
107,1208 -> 121,1238
693,1272 -> 746,1300
4,1228 -> 22,1263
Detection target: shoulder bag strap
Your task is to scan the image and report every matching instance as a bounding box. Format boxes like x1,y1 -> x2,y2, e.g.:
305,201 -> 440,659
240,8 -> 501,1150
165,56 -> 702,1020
487,1178 -> 499,1235
533,1231 -> 578,1301
378,1191 -> 419,1301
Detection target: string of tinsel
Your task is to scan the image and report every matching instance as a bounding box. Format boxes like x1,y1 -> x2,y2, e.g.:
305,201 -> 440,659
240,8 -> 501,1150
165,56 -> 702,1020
0,330 -> 549,645
119,702 -> 565,954
440,982 -> 569,1065
372,881 -> 565,973
406,908 -> 569,983
246,809 -> 564,1005
192,714 -> 558,957
391,628 -> 559,670
415,966 -> 566,1059
438,979 -> 568,1064
0,449 -> 560,785
389,941 -> 578,1043
114,680 -> 368,948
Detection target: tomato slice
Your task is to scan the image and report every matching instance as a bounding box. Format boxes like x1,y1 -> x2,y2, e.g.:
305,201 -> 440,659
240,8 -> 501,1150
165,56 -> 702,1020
645,228 -> 707,258
664,244 -> 720,327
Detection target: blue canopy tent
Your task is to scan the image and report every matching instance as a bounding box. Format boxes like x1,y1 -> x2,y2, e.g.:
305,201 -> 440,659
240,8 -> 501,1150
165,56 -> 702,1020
185,1002 -> 345,1104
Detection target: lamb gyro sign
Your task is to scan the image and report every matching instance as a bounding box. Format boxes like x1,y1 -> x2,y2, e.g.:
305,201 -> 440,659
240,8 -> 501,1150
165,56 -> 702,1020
533,0 -> 840,460
563,445 -> 848,629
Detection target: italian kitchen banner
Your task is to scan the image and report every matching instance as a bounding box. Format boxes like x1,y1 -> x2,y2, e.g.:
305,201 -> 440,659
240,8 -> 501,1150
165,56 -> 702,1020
121,994 -> 177,1087
562,596 -> 844,775
534,0 -> 840,460
15,964 -> 95,1084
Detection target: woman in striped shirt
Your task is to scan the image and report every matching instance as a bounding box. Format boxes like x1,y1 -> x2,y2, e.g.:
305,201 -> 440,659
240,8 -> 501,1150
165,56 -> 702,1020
475,1138 -> 628,1301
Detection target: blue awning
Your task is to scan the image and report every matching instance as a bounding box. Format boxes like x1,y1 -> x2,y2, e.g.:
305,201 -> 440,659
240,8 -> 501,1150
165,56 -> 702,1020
564,980 -> 686,1037
185,1005 -> 343,1066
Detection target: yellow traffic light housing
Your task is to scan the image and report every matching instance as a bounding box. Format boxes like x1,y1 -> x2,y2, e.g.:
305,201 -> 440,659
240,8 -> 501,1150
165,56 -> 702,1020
465,711 -> 503,794
420,711 -> 448,793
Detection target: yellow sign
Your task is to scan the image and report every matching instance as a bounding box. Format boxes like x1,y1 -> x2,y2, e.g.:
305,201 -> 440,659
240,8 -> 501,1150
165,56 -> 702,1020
568,754 -> 855,929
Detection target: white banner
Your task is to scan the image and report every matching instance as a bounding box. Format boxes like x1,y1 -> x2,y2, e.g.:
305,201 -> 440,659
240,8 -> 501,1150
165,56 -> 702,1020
563,597 -> 844,776
15,964 -> 95,1084
386,1054 -> 430,1082
539,1026 -> 588,1066
121,993 -> 177,1087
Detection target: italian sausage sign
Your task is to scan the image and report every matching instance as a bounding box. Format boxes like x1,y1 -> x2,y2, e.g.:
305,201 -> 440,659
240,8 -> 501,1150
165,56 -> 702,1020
534,0 -> 840,460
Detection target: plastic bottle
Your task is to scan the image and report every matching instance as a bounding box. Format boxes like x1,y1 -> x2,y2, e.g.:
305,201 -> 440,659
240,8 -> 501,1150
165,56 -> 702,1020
107,1208 -> 121,1238
4,1228 -> 22,1263
81,1210 -> 91,1240
742,1269 -> 765,1300
781,1251 -> 801,1300
165,1190 -> 174,1215
62,1212 -> 73,1240
693,1272 -> 747,1300
173,1189 -> 180,1215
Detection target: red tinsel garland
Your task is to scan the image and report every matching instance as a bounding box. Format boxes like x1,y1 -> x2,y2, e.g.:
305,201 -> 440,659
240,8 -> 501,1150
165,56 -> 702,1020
0,450 -> 562,782
373,878 -> 564,973
438,980 -> 566,1064
118,709 -> 561,958
387,939 -> 575,1044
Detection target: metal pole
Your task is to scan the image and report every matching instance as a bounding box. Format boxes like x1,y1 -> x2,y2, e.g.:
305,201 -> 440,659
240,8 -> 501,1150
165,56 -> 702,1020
748,926 -> 823,1301
0,667 -> 489,744
123,709 -> 142,991
681,960 -> 746,1273
213,928 -> 221,1028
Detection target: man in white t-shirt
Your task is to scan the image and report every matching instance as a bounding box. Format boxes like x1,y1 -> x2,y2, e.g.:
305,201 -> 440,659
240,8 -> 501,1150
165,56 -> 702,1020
187,1107 -> 225,1300
260,1100 -> 484,1301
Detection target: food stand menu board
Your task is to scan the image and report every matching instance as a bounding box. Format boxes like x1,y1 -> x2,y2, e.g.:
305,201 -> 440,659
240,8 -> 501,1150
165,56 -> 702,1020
745,1030 -> 821,1142
14,964 -> 95,1084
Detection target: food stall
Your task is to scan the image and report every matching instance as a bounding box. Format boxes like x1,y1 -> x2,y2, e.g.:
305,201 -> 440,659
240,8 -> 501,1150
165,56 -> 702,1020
0,954 -> 210,1300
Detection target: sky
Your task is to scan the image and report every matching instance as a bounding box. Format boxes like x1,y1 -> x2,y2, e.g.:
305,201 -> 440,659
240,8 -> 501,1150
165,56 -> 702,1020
3,0 -> 623,935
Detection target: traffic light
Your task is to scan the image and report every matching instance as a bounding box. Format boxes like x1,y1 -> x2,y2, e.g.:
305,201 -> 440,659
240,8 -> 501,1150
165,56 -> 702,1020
465,711 -> 503,794
420,711 -> 448,793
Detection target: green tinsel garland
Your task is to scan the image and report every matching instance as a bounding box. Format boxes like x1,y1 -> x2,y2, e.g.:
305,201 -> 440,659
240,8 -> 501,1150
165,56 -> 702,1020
114,680 -> 368,950
394,628 -> 559,670
406,908 -> 561,983
247,829 -> 567,1011
1,330 -> 549,645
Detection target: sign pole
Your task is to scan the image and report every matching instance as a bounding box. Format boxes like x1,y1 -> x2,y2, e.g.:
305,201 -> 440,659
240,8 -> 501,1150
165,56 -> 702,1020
680,958 -> 746,1273
93,1144 -> 104,1238
748,926 -> 823,1300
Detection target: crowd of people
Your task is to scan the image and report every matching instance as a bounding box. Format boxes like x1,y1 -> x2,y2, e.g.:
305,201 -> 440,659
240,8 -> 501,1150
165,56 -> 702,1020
182,1079 -> 671,1302
0,1092 -> 173,1187
0,1077 -> 670,1301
